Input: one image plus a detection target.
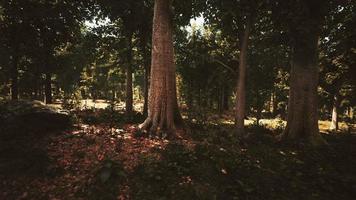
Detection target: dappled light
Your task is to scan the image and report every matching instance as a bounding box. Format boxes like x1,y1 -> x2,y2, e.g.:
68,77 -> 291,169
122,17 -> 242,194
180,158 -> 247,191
1,0 -> 355,199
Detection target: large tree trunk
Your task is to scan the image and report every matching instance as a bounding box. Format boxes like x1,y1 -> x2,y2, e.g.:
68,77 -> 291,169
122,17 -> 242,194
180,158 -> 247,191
329,93 -> 340,131
10,53 -> 19,100
45,72 -> 52,104
282,30 -> 326,145
139,0 -> 183,137
125,32 -> 134,116
235,17 -> 252,136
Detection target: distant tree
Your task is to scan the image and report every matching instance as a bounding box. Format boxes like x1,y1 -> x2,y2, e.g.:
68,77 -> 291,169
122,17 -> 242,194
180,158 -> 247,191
0,0 -> 93,102
202,0 -> 264,135
319,2 -> 356,131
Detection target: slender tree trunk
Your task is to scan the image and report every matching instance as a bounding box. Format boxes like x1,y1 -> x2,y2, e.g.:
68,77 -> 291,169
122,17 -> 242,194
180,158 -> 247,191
139,0 -> 183,137
143,62 -> 150,116
255,92 -> 261,125
235,17 -> 252,136
218,87 -> 223,114
33,72 -> 40,100
329,93 -> 340,131
282,30 -> 326,145
125,32 -> 134,116
256,107 -> 261,125
223,86 -> 229,111
270,90 -> 277,117
10,53 -> 19,100
140,35 -> 151,117
348,107 -> 353,120
45,72 -> 52,104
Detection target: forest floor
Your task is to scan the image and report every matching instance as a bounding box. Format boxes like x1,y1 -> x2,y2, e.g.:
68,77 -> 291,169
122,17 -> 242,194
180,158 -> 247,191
1,109 -> 356,200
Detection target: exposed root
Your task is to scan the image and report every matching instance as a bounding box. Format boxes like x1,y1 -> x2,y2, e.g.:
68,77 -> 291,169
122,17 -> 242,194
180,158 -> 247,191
139,116 -> 185,140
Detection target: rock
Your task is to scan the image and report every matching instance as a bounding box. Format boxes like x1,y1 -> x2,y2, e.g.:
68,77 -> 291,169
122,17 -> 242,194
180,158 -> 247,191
0,100 -> 71,138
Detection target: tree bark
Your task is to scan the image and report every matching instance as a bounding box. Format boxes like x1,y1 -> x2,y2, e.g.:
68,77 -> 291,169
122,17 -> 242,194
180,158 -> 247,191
139,0 -> 183,137
282,30 -> 326,145
45,72 -> 52,104
235,16 -> 252,136
329,93 -> 340,131
125,32 -> 134,116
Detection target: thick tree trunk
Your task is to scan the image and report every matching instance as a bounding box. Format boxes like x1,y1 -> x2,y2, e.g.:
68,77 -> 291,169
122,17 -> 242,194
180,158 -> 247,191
125,33 -> 134,116
139,0 -> 183,137
329,93 -> 340,131
10,53 -> 19,100
235,17 -> 252,136
45,72 -> 52,104
282,31 -> 326,145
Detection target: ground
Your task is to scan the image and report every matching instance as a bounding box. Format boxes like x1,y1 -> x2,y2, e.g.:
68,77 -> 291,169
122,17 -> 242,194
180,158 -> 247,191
0,107 -> 356,200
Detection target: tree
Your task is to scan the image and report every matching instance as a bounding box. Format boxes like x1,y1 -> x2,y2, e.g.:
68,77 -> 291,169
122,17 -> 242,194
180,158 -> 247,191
235,13 -> 253,135
247,11 -> 287,125
0,0 -> 93,102
273,0 -> 327,145
137,5 -> 153,116
99,0 -> 146,116
202,0 -> 262,135
139,0 -> 183,136
0,0 -> 30,100
319,2 -> 356,131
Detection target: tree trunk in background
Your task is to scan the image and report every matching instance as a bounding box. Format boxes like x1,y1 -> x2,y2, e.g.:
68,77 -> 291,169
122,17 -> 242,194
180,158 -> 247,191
282,30 -> 326,145
270,91 -> 277,117
139,0 -> 183,137
235,17 -> 252,136
45,72 -> 52,104
219,86 -> 229,113
125,32 -> 134,116
10,53 -> 19,100
218,87 -> 222,113
348,107 -> 353,120
256,107 -> 261,125
143,61 -> 150,116
33,70 -> 41,100
140,34 -> 151,117
223,86 -> 229,111
329,93 -> 340,131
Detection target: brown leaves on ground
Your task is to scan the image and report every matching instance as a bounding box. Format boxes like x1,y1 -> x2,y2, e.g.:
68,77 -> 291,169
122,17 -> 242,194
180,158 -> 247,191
0,122 -> 171,200
1,119 -> 356,200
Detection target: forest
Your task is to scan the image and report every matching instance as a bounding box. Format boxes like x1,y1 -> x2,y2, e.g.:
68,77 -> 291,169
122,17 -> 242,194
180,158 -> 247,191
0,0 -> 355,199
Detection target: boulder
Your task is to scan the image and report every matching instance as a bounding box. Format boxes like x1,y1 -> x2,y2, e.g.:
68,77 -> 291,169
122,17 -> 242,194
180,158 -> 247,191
0,100 -> 71,138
